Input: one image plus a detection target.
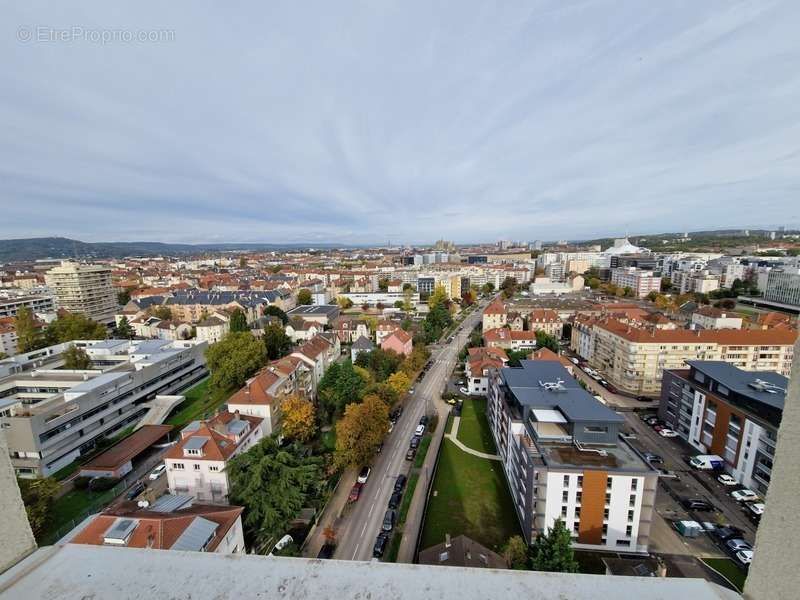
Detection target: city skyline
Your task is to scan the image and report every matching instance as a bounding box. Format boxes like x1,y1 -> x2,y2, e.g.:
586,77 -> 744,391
3,1 -> 800,244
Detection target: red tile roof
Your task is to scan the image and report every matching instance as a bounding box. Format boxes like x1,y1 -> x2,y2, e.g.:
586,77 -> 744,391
596,317 -> 797,345
165,412 -> 262,462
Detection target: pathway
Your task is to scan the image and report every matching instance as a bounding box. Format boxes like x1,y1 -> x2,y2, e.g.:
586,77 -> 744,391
445,415 -> 501,461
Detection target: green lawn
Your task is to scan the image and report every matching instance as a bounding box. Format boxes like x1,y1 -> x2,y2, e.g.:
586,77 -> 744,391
445,414 -> 454,435
421,439 -> 520,552
43,486 -> 120,544
414,435 -> 432,468
165,378 -> 227,429
702,558 -> 747,592
456,398 -> 497,454
398,473 -> 420,524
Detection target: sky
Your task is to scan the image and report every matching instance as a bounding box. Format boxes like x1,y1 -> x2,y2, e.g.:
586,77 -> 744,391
2,1 -> 800,245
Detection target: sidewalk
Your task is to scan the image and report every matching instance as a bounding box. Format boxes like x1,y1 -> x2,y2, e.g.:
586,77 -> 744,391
446,416 -> 500,461
301,467 -> 356,558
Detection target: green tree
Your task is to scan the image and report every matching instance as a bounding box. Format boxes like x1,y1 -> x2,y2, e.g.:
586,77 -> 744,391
500,276 -> 518,299
263,323 -> 292,360
62,344 -> 91,369
205,331 -> 267,392
402,287 -> 414,312
586,277 -> 601,290
18,477 -> 60,540
378,278 -> 389,292
297,289 -> 313,305
318,360 -> 366,420
622,286 -> 635,298
660,277 -> 672,292
113,316 -> 134,339
506,349 -> 530,367
423,303 -> 453,343
337,296 -> 354,309
645,290 -> 659,302
15,306 -> 45,352
229,308 -> 248,333
334,394 -> 389,469
534,331 -> 560,353
45,312 -> 107,345
117,289 -> 132,305
481,282 -> 495,295
239,256 -> 247,268
354,348 -> 402,381
228,436 -> 322,551
150,305 -> 173,320
0,352 -> 7,360
504,535 -> 530,570
529,518 -> 579,573
264,305 -> 288,325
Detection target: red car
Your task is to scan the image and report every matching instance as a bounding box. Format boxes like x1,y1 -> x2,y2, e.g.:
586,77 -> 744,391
348,483 -> 364,503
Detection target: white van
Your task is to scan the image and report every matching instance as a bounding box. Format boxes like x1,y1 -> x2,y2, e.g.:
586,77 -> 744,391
688,455 -> 725,470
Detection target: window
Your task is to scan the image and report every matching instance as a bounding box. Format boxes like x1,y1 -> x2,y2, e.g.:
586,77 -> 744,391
629,494 -> 636,507
603,508 -> 609,519
577,475 -> 583,488
630,479 -> 638,491
616,540 -> 631,547
583,426 -> 608,434
209,465 -> 220,472
628,510 -> 635,522
563,475 -> 570,487
605,492 -> 611,504
193,464 -> 201,471
602,524 -> 608,534
573,522 -> 579,534
562,490 -> 569,502
561,505 -> 568,518
172,463 -> 185,470
575,492 -> 582,504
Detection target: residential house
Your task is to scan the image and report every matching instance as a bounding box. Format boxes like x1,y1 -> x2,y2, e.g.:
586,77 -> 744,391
691,307 -> 743,330
336,318 -> 370,344
507,311 -> 525,332
465,346 -> 508,395
381,328 -> 412,357
285,319 -> 322,343
0,318 -> 18,357
290,333 -> 341,395
483,327 -> 537,351
527,309 -> 563,338
351,336 -> 374,362
196,315 -> 230,345
375,320 -> 401,345
482,299 -> 507,331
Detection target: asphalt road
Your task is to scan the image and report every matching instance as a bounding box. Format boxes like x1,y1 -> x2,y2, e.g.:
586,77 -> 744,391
332,302 -> 485,562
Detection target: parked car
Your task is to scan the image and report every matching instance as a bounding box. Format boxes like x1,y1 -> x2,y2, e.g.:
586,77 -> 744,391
372,534 -> 389,558
713,526 -> 745,542
736,549 -> 754,565
317,544 -> 335,559
410,436 -> 421,449
459,387 -> 470,395
349,483 -> 364,502
725,538 -> 752,553
606,384 -> 618,394
599,379 -> 608,387
456,380 -> 465,385
382,509 -> 396,532
446,397 -> 457,405
569,357 -> 580,365
388,491 -> 402,509
717,474 -> 738,486
408,387 -> 415,395
746,502 -> 765,519
394,474 -> 407,492
689,454 -> 725,470
681,498 -> 715,512
388,421 -> 395,434
640,413 -> 657,422
405,448 -> 416,461
658,428 -> 678,438
148,464 -> 167,480
415,424 -> 425,436
643,452 -> 663,464
645,417 -> 660,426
731,489 -> 759,503
357,466 -> 371,484
635,395 -> 651,402
125,481 -> 145,500
419,415 -> 429,426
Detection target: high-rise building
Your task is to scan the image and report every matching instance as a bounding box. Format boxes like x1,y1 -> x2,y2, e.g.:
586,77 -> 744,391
45,261 -> 117,324
764,268 -> 800,308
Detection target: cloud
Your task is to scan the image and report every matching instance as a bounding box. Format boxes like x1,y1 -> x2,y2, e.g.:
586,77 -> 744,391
1,1 -> 799,244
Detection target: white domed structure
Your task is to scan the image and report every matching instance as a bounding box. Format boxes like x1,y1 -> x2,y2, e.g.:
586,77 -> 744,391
603,237 -> 648,255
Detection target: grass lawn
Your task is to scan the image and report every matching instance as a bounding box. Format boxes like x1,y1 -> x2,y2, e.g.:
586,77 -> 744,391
165,378 -> 227,429
43,486 -> 120,544
421,439 -> 520,553
398,473 -> 419,524
702,558 -> 747,592
455,398 -> 497,454
414,435 -> 432,468
445,414 -> 454,435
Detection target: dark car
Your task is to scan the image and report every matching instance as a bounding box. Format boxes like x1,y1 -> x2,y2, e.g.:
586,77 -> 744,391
125,481 -> 145,500
410,436 -> 421,449
713,526 -> 745,542
373,534 -> 389,558
394,474 -> 407,492
643,452 -> 663,464
348,482 -> 363,503
682,498 -> 715,512
317,544 -> 335,559
636,395 -> 651,402
419,415 -> 430,426
405,448 -> 416,461
388,491 -> 402,509
382,509 -> 396,532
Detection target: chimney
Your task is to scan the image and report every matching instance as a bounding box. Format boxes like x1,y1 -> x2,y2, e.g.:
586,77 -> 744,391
445,533 -> 451,548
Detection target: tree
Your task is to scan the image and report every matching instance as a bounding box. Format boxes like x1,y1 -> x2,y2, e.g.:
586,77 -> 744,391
113,316 -> 134,339
206,331 -> 267,392
15,306 -> 45,352
229,308 -> 248,333
45,312 -> 107,345
394,300 -> 404,309
280,395 -> 316,443
62,344 -> 91,369
263,323 -> 292,360
18,477 -> 60,540
481,282 -> 495,295
239,256 -> 247,268
334,394 -> 389,469
368,381 -> 399,405
428,285 -> 449,310
506,349 -> 530,367
586,277 -> 601,290
461,289 -> 476,306
622,286 -> 635,298
354,348 -> 402,381
402,283 -> 414,291
646,290 -> 659,302
264,305 -> 288,325
423,303 -> 453,343
378,278 -> 389,292
337,296 -> 354,309
402,287 -> 414,312
504,535 -> 530,570
386,371 -> 411,396
529,518 -> 579,573
0,352 -> 7,360
500,276 -> 518,299
534,331 -> 559,353
117,289 -> 131,306
228,436 -> 322,551
148,305 -> 171,320
317,360 -> 366,421
297,289 -> 313,305
660,277 -> 672,293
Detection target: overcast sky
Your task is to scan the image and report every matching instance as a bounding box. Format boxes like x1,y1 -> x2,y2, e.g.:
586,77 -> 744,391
2,1 -> 799,245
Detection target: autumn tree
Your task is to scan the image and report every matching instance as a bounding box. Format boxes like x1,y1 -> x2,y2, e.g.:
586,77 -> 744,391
297,289 -> 313,305
280,395 -> 317,443
386,371 -> 411,396
427,285 -> 449,310
500,277 -> 518,299
504,535 -> 530,570
334,394 -> 389,469
15,306 -> 45,352
62,344 -> 91,369
150,305 -> 173,320
337,297 -> 353,309
206,331 -> 267,392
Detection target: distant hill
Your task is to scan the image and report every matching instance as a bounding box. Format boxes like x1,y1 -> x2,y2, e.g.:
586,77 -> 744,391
0,237 -> 340,262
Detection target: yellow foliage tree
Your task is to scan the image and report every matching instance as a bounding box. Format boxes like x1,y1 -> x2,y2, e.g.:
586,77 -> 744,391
386,371 -> 411,396
334,394 -> 389,468
280,395 -> 317,443
428,285 -> 449,310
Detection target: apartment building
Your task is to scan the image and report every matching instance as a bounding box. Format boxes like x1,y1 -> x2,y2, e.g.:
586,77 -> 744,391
465,346 -> 507,395
659,361 -> 785,496
571,318 -> 796,395
691,307 -> 743,330
164,411 -> 264,504
764,268 -> 800,308
0,294 -> 56,319
610,268 -> 661,298
0,339 -> 208,477
0,318 -> 18,357
483,327 -> 537,351
487,361 -> 657,552
527,309 -> 563,338
45,261 -> 117,325
290,333 -> 341,395
482,299 -> 507,331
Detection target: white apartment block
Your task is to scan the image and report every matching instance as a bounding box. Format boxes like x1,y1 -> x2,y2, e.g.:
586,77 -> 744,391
764,268 -> 800,308
45,261 -> 117,324
610,268 -> 661,298
0,294 -> 56,319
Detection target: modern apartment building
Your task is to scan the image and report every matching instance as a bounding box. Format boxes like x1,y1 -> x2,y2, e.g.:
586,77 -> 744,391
659,361 -> 785,496
44,261 -> 117,324
0,338 -> 208,477
763,268 -> 800,308
571,317 -> 796,395
487,361 -> 657,552
610,267 -> 661,298
0,294 -> 56,319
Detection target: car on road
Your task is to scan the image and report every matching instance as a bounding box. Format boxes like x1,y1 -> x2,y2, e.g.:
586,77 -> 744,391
148,464 -> 167,480
415,424 -> 425,436
725,538 -> 752,553
736,549 -> 754,565
390,407 -> 403,422
640,413 -> 657,422
357,466 -> 371,484
348,483 -> 363,503
410,436 -> 421,449
713,526 -> 745,542
388,491 -> 402,509
599,379 -> 608,387
419,415 -> 429,426
746,502 -> 765,520
635,395 -> 651,402
570,357 -> 580,365
408,387 -> 415,395
394,474 -> 407,492
382,509 -> 396,532
457,380 -> 465,385
658,428 -> 678,438
405,448 -> 416,461
126,481 -> 146,500
644,416 -> 660,426
643,452 -> 663,464
681,498 -> 715,512
731,489 -> 759,503
372,534 -> 389,558
606,383 -> 618,394
717,474 -> 738,486
388,421 -> 394,434
446,397 -> 457,405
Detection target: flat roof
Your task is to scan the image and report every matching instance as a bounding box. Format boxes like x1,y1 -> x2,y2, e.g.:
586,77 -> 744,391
81,425 -> 173,471
686,361 -> 787,410
286,304 -> 340,315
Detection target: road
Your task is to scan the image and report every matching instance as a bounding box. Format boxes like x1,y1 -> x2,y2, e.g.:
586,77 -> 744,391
331,301 -> 486,562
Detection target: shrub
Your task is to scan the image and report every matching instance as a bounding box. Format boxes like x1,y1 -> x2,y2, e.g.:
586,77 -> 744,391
72,476 -> 92,490
88,476 -> 120,492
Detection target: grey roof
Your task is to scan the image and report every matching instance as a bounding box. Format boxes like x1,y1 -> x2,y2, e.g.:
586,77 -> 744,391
148,494 -> 194,513
183,436 -> 209,451
182,421 -> 202,434
287,304 -> 340,316
169,517 -> 218,552
686,361 -> 787,410
500,361 -> 623,423
226,419 -> 248,436
352,336 -> 374,350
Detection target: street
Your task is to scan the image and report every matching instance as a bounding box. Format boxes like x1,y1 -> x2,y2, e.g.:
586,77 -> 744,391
324,301 -> 486,562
